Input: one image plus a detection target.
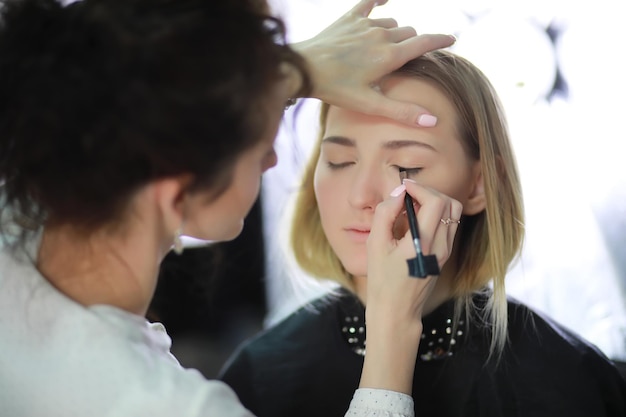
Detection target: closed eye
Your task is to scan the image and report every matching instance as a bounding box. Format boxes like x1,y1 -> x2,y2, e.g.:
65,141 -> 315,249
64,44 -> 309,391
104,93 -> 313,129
396,166 -> 422,176
327,161 -> 354,170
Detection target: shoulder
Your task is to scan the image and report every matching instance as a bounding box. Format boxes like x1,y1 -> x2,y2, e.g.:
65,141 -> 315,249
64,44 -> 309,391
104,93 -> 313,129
504,297 -> 626,399
219,289 -> 363,415
0,295 -> 251,415
460,296 -> 626,415
505,296 -> 609,358
218,289 -> 358,380
230,289 -> 350,358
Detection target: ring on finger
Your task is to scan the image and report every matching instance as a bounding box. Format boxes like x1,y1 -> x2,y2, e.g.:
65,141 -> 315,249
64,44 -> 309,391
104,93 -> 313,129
440,218 -> 461,226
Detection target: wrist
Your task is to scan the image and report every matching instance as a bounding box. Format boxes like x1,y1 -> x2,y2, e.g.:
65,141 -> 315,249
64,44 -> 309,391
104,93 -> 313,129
359,316 -> 423,394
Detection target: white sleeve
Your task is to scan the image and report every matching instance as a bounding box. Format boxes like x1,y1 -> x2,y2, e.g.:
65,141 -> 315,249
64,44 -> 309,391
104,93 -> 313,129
344,389 -> 414,417
191,380 -> 256,417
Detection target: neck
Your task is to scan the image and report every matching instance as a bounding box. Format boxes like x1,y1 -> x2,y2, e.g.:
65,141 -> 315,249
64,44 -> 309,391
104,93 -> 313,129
37,219 -> 170,316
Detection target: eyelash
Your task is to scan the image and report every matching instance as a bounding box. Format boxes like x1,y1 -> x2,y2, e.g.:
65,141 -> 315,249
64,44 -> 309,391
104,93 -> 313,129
396,166 -> 422,176
327,161 -> 353,170
327,163 -> 423,175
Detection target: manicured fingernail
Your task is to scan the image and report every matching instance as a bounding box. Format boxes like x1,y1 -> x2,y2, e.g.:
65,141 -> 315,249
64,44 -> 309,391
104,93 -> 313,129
402,178 -> 416,184
417,114 -> 437,127
449,34 -> 457,43
390,184 -> 406,197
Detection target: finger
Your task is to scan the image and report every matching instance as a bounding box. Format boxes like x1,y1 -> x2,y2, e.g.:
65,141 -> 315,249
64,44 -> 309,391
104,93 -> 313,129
446,200 -> 463,246
387,26 -> 418,43
357,89 -> 439,127
429,202 -> 457,265
402,180 -> 446,255
415,198 -> 446,256
368,185 -> 406,251
369,18 -> 399,29
350,0 -> 384,18
394,34 -> 456,64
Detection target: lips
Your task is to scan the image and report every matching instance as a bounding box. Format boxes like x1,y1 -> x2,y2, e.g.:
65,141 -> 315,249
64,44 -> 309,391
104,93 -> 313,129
344,227 -> 371,242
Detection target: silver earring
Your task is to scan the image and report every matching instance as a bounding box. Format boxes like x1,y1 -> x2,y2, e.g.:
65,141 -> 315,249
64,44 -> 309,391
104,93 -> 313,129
173,227 -> 184,255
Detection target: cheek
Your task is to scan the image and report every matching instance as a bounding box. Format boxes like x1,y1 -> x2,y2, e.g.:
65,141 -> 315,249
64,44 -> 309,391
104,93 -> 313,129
313,170 -> 332,218
313,167 -> 344,232
447,171 -> 477,206
228,162 -> 262,217
261,149 -> 278,172
424,163 -> 475,203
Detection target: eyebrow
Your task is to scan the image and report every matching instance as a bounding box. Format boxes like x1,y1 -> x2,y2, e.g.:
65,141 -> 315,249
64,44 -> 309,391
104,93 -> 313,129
322,135 -> 437,152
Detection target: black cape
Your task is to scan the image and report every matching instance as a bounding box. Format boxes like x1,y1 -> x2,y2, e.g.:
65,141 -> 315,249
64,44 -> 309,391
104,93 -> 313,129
219,289 -> 626,417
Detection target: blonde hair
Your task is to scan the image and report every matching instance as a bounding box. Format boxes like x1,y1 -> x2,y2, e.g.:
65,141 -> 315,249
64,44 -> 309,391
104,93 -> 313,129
290,50 -> 525,357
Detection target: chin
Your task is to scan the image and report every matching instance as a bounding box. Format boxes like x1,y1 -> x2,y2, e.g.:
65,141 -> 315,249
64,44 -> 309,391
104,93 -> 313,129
341,260 -> 367,279
199,221 -> 244,243
335,251 -> 367,278
218,227 -> 244,242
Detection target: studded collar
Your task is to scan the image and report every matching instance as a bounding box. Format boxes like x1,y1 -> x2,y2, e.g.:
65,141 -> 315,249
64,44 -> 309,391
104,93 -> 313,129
337,289 -> 466,361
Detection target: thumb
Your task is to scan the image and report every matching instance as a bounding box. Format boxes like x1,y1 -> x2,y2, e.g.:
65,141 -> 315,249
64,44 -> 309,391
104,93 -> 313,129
368,184 -> 407,252
350,0 -> 387,17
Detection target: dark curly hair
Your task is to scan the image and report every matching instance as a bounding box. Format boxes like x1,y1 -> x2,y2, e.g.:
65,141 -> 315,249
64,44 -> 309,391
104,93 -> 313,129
0,0 -> 310,235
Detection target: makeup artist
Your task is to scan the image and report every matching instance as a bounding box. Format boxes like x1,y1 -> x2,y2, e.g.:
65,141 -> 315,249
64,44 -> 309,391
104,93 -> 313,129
0,0 -> 456,416
219,50 -> 626,416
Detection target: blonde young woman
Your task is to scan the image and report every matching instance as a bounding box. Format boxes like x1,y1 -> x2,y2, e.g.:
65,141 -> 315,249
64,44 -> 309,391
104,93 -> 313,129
220,50 -> 626,416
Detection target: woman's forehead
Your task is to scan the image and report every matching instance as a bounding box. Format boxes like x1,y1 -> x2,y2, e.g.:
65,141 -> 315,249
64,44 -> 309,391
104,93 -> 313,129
325,76 -> 457,128
324,81 -> 459,146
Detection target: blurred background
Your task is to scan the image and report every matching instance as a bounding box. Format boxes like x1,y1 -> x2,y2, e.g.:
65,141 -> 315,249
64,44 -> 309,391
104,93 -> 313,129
149,0 -> 626,378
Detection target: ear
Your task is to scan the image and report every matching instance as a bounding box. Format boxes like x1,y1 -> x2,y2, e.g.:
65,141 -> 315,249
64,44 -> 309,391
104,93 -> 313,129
152,174 -> 194,235
463,162 -> 486,216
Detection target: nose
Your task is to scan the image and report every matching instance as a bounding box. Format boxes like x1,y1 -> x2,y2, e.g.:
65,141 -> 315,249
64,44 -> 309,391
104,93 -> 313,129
347,164 -> 387,211
262,148 -> 278,173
